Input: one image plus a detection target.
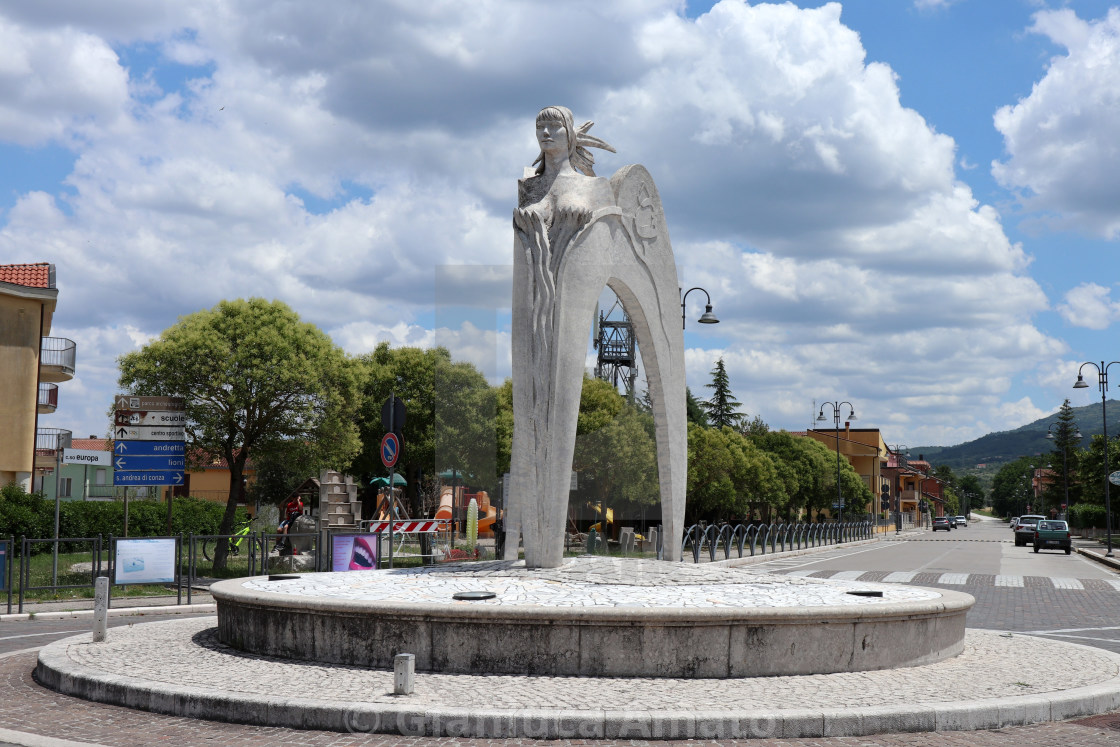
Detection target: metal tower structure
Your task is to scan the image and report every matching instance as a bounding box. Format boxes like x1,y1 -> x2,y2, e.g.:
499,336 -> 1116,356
594,299 -> 637,398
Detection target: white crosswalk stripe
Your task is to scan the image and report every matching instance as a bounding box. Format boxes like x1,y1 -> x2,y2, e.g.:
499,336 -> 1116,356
938,573 -> 969,584
829,570 -> 865,580
1051,578 -> 1084,590
784,570 -> 818,577
1109,580 -> 1120,592
994,575 -> 1024,587
882,571 -> 918,583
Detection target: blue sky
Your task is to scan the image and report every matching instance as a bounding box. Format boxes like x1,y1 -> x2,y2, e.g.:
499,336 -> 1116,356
3,0 -> 1120,449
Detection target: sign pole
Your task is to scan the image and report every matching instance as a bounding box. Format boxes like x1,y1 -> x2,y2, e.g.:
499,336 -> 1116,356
52,445 -> 61,586
389,392 -> 396,570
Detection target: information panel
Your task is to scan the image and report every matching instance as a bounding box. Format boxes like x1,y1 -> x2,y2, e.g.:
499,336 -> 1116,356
115,538 -> 176,585
330,534 -> 378,571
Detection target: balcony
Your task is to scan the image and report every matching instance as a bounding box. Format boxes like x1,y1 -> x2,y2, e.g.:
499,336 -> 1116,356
34,427 -> 72,470
38,382 -> 58,414
40,337 -> 76,382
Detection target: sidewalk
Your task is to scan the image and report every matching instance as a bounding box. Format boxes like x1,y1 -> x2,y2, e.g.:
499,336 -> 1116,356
2,590 -> 214,621
1075,534 -> 1120,571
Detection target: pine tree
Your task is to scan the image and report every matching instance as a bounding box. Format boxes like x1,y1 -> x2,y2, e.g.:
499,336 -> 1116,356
1044,398 -> 1082,512
702,358 -> 744,429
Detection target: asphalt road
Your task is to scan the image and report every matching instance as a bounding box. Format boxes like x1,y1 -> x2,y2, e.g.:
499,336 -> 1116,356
747,514 -> 1120,654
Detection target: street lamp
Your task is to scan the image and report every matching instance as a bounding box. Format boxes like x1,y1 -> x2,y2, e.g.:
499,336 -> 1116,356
1047,420 -> 1082,520
817,401 -> 856,523
1073,361 -> 1119,557
680,287 -> 720,329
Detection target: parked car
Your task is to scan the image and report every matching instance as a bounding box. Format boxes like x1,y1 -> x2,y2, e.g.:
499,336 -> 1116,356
1010,517 -> 1019,530
946,516 -> 957,527
1014,515 -> 1046,547
1033,519 -> 1072,554
932,517 -> 952,532
955,515 -> 968,527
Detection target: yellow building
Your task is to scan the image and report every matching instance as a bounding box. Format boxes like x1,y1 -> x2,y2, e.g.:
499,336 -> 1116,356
805,426 -> 889,517
0,263 -> 76,490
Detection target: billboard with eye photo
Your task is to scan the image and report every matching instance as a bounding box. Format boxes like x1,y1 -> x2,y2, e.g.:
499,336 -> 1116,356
330,534 -> 379,571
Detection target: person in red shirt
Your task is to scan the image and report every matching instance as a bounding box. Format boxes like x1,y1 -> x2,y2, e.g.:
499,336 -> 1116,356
277,496 -> 304,553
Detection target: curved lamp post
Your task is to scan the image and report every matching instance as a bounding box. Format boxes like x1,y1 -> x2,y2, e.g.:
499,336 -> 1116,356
1073,361 -> 1119,557
817,401 -> 856,523
1046,420 -> 1082,520
680,287 -> 720,329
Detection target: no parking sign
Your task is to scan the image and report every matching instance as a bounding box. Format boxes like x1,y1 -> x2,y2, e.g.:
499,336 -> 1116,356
381,432 -> 401,468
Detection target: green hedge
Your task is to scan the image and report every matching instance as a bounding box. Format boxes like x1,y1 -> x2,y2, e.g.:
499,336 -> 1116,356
1,482 -> 244,554
1066,503 -> 1116,530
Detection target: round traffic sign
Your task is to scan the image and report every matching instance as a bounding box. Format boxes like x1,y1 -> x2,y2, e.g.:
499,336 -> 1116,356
1109,470 -> 1120,487
380,432 -> 401,468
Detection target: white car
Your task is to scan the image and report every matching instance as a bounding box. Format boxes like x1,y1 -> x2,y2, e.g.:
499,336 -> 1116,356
955,515 -> 968,527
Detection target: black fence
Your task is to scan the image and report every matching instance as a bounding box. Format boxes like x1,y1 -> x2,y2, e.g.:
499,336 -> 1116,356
681,521 -> 874,563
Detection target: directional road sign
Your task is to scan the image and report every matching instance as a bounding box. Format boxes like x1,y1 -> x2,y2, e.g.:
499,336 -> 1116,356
113,425 -> 186,441
113,455 -> 186,471
114,410 -> 188,426
114,395 -> 185,411
112,440 -> 185,456
61,448 -> 112,466
114,470 -> 184,487
381,432 -> 401,468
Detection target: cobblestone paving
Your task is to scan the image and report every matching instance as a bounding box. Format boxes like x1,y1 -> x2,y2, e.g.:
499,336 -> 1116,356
2,649 -> 1120,746
49,618 -> 1119,710
240,558 -> 940,608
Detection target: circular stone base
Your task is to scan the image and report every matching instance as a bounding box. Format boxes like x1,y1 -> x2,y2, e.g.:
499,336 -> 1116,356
35,619 -> 1120,739
210,558 -> 972,678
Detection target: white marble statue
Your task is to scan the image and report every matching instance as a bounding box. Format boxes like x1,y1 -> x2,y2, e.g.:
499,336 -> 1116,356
507,106 -> 687,568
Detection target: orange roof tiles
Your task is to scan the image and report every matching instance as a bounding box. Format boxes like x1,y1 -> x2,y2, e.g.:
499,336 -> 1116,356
0,262 -> 52,288
71,438 -> 112,451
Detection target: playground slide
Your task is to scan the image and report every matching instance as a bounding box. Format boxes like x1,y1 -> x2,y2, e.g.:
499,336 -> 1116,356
436,486 -> 498,534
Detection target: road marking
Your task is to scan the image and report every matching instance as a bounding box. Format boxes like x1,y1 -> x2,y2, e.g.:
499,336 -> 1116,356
1029,632 -> 1120,645
784,570 -> 818,577
938,573 -> 969,584
994,575 -> 1024,587
882,571 -> 918,583
829,570 -> 865,580
766,542 -> 904,570
1020,624 -> 1120,634
1108,580 -> 1120,592
1051,577 -> 1084,590
0,630 -> 85,641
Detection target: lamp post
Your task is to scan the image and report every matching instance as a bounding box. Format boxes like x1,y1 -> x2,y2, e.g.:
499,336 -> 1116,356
1073,361 -> 1119,557
817,401 -> 856,523
890,444 -> 911,531
679,287 -> 720,329
1047,420 -> 1082,520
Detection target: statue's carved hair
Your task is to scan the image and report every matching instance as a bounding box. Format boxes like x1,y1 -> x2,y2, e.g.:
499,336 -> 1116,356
533,106 -> 616,176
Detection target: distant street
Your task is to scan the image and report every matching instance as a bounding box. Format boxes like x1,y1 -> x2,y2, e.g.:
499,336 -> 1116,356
749,514 -> 1120,654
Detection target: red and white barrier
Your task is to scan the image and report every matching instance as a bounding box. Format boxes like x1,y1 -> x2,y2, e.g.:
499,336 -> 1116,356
366,520 -> 447,534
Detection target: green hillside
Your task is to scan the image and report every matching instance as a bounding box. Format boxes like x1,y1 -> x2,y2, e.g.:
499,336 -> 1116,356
915,400 -> 1120,475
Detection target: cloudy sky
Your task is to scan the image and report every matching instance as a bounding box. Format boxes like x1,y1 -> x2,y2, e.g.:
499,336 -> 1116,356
4,0 -> 1120,449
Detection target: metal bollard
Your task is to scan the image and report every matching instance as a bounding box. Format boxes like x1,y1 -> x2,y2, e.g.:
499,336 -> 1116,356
394,653 -> 415,695
92,576 -> 109,642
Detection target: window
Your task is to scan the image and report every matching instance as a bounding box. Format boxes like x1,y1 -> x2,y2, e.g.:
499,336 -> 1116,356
59,477 -> 72,497
95,468 -> 106,486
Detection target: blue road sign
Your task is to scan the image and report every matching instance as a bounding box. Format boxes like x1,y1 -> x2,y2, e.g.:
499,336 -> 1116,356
114,470 -> 184,487
380,432 -> 400,468
113,454 -> 186,471
112,440 -> 185,457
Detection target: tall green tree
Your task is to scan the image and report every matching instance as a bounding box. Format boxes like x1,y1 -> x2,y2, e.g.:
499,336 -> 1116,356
702,357 -> 743,428
1044,398 -> 1082,510
750,430 -> 840,520
1075,433 -> 1120,509
956,474 -> 984,515
685,386 -> 709,427
989,456 -> 1037,518
686,424 -> 782,522
118,298 -> 362,568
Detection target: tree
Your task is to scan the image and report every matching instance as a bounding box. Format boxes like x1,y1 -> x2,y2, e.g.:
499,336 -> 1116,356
352,344 -> 496,517
956,474 -> 984,515
573,379 -> 659,512
685,387 -> 709,427
118,299 -> 362,568
750,430 -> 839,520
1075,433 -> 1120,510
989,456 -> 1037,518
701,358 -> 743,428
686,424 -> 782,522
1044,399 -> 1082,510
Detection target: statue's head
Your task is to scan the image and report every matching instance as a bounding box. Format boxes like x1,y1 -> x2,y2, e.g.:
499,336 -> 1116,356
532,106 -> 615,177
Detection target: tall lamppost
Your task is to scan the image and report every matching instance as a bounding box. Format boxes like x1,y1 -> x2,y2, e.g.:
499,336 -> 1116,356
679,287 -> 720,329
817,401 -> 856,523
1047,420 -> 1082,520
1073,361 -> 1119,557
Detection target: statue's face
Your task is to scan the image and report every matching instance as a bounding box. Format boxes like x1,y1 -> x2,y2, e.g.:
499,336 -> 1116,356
536,118 -> 568,155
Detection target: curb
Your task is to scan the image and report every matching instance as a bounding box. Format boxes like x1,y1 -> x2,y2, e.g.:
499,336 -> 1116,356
1075,546 -> 1120,571
0,648 -> 112,747
0,603 -> 215,623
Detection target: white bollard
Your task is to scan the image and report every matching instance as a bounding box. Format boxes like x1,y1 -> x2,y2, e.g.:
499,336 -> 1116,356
393,653 -> 415,695
92,576 -> 109,642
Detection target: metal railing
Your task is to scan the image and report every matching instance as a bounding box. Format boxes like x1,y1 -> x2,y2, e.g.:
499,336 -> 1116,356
38,382 -> 58,411
35,427 -> 72,456
681,520 -> 874,563
18,536 -> 103,612
40,336 -> 76,376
